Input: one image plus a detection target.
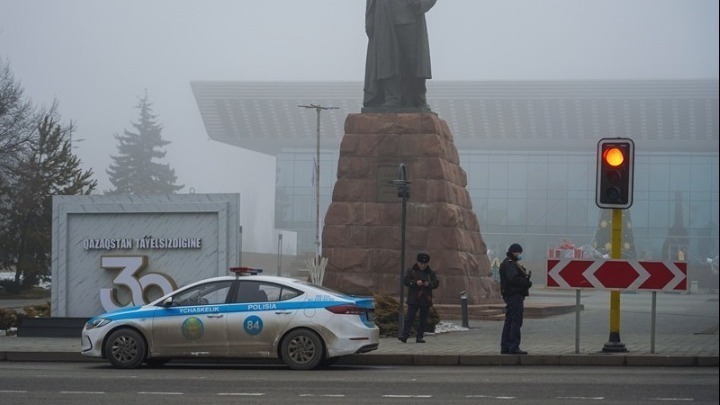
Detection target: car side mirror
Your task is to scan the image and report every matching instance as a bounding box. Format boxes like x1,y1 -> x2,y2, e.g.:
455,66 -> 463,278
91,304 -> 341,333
162,297 -> 174,308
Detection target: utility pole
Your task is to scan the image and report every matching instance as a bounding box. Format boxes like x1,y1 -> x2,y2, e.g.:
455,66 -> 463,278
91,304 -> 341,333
298,104 -> 338,261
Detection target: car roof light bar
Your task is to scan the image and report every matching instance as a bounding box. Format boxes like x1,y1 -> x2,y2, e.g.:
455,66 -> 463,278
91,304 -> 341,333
229,267 -> 263,277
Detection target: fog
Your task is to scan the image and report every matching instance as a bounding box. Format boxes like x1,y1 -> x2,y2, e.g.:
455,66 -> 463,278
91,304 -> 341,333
1,0 -> 718,251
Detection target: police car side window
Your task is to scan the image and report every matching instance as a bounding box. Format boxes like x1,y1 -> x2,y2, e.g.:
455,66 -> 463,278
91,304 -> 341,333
203,283 -> 231,305
256,284 -> 301,301
234,283 -> 301,302
174,281 -> 232,306
280,288 -> 301,301
236,281 -> 268,303
260,284 -> 279,302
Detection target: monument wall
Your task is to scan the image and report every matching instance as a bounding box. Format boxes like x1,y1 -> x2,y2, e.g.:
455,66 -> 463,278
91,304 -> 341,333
322,113 -> 499,305
51,194 -> 240,317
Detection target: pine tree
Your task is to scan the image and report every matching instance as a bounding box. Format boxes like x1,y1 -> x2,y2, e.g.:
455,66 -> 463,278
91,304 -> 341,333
662,191 -> 689,261
592,209 -> 637,259
106,93 -> 183,194
0,115 -> 97,289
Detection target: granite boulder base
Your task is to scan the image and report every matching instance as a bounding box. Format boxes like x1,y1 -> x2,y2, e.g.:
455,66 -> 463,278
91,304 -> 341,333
321,113 -> 499,305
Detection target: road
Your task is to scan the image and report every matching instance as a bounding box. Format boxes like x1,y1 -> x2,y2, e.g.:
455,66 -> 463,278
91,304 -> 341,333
0,362 -> 718,404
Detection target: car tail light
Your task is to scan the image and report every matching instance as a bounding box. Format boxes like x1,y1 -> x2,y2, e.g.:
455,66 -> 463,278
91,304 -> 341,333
325,304 -> 366,315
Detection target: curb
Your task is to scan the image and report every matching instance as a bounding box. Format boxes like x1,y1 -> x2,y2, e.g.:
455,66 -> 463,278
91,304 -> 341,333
338,354 -> 719,367
1,351 -> 99,362
3,351 -> 716,367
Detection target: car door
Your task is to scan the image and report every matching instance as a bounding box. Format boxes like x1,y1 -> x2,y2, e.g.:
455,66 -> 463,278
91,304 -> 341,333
151,280 -> 232,357
225,281 -> 302,357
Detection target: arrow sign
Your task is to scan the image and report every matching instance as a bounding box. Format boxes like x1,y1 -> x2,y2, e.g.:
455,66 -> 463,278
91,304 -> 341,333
547,259 -> 687,291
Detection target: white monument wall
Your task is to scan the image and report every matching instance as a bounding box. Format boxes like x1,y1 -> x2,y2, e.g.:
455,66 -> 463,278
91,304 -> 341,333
51,194 -> 239,317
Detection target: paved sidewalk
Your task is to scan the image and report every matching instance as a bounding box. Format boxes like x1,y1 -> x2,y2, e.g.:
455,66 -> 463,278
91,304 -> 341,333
2,289 -> 718,367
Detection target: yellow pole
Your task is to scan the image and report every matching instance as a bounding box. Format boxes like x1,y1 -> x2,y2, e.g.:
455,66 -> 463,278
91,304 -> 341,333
603,208 -> 628,352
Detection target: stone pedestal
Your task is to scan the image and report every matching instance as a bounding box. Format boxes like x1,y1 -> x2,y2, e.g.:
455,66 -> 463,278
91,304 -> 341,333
321,113 -> 499,305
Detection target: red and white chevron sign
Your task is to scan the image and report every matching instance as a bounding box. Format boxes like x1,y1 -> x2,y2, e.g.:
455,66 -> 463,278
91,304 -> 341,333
546,259 -> 687,291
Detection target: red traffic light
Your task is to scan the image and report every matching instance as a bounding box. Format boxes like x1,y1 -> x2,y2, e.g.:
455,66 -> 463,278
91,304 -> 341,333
596,138 -> 634,209
603,147 -> 625,167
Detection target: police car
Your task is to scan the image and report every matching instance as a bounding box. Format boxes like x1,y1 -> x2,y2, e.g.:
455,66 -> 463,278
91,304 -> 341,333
81,267 -> 379,370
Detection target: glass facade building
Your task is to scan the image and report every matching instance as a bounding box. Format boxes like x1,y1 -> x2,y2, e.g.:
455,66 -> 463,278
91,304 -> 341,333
461,150 -> 719,263
193,80 -> 719,290
275,149 -> 718,270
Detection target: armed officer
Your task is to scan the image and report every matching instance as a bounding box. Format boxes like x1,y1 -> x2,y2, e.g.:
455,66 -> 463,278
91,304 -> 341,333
398,252 -> 439,343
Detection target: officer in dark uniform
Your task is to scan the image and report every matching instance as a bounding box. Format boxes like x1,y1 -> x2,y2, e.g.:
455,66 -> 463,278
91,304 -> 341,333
499,243 -> 532,354
398,252 -> 439,343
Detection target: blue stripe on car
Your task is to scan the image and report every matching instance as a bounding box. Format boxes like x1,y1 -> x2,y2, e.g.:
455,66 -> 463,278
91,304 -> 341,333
101,300 -> 356,321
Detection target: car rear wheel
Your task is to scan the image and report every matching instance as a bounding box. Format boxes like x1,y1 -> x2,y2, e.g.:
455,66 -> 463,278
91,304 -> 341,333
281,329 -> 324,370
104,328 -> 146,369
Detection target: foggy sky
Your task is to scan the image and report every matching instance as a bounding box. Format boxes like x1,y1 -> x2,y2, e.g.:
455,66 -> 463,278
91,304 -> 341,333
0,0 -> 718,251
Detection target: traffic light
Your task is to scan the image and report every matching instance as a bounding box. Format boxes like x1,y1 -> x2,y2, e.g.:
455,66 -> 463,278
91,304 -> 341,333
596,138 -> 634,209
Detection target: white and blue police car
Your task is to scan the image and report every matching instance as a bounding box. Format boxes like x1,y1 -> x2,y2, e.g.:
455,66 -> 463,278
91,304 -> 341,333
81,267 -> 379,370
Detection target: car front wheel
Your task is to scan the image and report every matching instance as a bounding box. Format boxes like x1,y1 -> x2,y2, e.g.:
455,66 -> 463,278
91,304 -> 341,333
104,328 -> 147,369
281,329 -> 324,370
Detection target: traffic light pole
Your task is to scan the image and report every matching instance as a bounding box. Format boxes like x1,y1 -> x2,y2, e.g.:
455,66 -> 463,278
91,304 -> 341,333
595,137 -> 633,352
392,164 -> 410,336
602,208 -> 628,352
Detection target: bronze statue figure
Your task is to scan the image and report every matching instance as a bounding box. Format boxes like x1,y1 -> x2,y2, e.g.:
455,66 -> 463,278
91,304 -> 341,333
363,0 -> 436,111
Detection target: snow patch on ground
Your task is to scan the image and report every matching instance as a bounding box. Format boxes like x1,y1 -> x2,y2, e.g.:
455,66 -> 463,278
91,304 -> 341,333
429,321 -> 469,335
0,271 -> 50,289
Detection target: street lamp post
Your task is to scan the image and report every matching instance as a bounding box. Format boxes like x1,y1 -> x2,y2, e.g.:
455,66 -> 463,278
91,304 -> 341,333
298,104 -> 338,261
391,164 -> 411,334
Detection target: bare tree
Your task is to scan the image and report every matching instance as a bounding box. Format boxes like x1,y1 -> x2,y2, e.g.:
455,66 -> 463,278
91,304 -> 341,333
0,58 -> 36,188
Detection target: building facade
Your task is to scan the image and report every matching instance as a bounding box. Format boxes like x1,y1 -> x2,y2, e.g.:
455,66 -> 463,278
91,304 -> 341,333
192,80 -> 719,290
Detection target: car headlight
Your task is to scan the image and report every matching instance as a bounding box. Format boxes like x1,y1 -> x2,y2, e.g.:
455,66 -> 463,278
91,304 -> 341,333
85,318 -> 111,330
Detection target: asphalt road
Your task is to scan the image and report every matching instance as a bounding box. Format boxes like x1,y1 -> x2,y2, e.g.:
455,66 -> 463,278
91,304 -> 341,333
0,362 -> 718,404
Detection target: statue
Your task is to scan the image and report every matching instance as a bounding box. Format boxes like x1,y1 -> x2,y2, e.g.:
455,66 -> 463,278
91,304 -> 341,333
363,0 -> 436,111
